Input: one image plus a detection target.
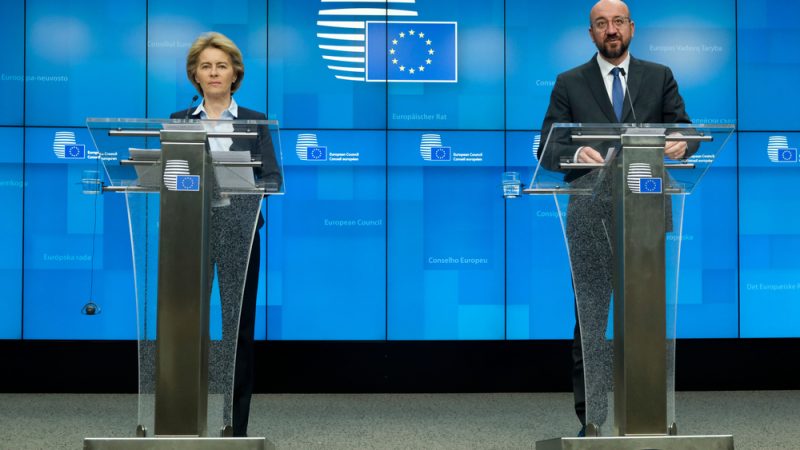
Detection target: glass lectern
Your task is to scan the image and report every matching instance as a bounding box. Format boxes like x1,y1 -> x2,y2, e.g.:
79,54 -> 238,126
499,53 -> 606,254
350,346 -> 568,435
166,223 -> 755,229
83,118 -> 284,450
530,123 -> 735,449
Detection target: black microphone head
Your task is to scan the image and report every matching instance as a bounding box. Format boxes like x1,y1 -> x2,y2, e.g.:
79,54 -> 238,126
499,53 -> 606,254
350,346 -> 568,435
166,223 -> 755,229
185,95 -> 200,119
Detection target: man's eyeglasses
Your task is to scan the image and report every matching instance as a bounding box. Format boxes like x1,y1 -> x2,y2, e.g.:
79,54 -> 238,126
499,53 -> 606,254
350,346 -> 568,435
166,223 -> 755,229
592,16 -> 630,31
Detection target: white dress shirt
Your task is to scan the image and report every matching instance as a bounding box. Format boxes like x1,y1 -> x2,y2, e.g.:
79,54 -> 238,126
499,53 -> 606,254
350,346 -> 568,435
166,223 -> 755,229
192,98 -> 239,206
192,97 -> 239,153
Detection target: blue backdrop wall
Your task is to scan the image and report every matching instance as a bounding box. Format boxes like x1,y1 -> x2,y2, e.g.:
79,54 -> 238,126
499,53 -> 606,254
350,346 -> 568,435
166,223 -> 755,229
2,0 -> 798,340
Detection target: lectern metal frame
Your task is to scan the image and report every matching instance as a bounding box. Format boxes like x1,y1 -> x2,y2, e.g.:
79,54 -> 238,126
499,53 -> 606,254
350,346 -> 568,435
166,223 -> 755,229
153,129 -> 214,436
529,123 -> 734,449
84,119 -> 281,450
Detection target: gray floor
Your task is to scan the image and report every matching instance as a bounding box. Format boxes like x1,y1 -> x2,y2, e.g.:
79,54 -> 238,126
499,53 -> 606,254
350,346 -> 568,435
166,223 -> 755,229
0,391 -> 797,449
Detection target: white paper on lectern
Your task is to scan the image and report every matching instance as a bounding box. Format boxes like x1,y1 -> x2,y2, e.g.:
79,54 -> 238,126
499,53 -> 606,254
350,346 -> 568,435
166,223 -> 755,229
210,150 -> 255,189
129,148 -> 161,187
127,148 -> 255,189
162,122 -> 255,189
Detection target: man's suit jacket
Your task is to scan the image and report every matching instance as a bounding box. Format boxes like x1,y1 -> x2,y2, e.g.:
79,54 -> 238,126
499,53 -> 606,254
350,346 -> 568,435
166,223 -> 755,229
538,55 -> 692,182
169,105 -> 283,229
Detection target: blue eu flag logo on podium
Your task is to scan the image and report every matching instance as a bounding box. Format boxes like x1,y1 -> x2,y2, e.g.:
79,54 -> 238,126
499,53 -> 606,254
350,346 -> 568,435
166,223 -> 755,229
176,175 -> 200,191
64,144 -> 86,159
430,147 -> 452,161
639,177 -> 662,194
778,148 -> 797,162
306,146 -> 328,161
366,21 -> 457,82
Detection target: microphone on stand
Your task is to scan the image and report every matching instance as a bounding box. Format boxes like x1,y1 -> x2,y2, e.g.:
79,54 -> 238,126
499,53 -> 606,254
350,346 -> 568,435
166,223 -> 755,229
184,95 -> 199,119
618,68 -> 638,125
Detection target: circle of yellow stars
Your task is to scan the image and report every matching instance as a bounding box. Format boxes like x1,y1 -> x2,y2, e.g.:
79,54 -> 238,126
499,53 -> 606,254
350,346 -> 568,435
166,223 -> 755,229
389,28 -> 434,75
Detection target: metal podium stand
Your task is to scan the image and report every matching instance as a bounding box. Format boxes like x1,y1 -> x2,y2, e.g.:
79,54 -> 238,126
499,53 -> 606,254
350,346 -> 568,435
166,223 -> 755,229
528,123 -> 735,449
83,118 -> 284,450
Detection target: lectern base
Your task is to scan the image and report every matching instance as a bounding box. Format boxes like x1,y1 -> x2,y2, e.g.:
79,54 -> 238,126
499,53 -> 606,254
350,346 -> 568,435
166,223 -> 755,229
84,437 -> 273,450
536,434 -> 733,450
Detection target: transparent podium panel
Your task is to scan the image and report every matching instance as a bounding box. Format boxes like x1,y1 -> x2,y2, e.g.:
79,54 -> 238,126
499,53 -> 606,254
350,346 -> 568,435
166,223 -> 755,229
528,123 -> 733,436
87,118 -> 284,437
87,118 -> 285,195
126,192 -> 160,432
550,190 -> 685,434
665,193 -> 686,430
530,123 -> 734,195
127,193 -> 261,434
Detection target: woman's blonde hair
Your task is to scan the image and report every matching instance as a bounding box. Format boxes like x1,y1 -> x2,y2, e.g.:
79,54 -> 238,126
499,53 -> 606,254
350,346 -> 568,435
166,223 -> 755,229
185,32 -> 244,95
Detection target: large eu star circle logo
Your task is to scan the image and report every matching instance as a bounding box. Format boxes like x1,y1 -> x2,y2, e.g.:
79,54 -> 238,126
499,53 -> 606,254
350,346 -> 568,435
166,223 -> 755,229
434,148 -> 447,159
67,145 -> 80,157
180,177 -> 193,190
643,179 -> 657,192
390,28 -> 434,77
781,149 -> 793,161
311,147 -> 323,159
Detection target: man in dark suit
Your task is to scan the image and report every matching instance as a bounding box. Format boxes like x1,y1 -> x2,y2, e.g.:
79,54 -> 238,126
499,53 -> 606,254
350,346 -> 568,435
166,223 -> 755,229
537,0 -> 692,435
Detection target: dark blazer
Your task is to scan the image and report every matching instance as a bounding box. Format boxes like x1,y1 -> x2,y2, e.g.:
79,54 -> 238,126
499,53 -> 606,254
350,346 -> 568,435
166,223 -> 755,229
169,105 -> 283,229
538,55 -> 693,182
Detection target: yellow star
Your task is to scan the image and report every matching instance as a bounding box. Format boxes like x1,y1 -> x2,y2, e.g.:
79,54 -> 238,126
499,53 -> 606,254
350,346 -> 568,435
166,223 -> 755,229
399,65 -> 405,71
409,68 -> 415,74
409,29 -> 415,35
419,66 -> 425,72
392,39 -> 398,45
426,58 -> 432,64
390,48 -> 396,54
399,32 -> 405,38
392,58 -> 398,64
428,49 -> 435,55
419,32 -> 425,38
426,39 -> 432,45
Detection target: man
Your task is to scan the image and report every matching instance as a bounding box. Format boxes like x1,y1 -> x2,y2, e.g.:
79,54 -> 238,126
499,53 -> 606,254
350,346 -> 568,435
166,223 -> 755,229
537,0 -> 692,436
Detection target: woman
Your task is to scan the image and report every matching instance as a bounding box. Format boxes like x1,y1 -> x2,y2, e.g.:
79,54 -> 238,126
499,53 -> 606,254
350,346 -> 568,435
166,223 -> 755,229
170,31 -> 280,438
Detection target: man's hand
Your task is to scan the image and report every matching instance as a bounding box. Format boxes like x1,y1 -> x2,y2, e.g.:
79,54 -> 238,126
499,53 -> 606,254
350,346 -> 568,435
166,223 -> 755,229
576,146 -> 605,163
664,132 -> 688,160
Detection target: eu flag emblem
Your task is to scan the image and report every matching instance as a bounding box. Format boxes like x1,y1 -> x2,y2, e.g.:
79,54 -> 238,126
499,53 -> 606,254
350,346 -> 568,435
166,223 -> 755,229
430,147 -> 452,161
307,146 -> 328,161
639,177 -> 662,194
176,175 -> 200,191
64,144 -> 86,159
366,21 -> 457,82
778,148 -> 798,162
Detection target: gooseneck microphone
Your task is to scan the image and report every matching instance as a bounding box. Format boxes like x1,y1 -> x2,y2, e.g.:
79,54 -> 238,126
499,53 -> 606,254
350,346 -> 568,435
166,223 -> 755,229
618,68 -> 638,125
184,95 -> 199,119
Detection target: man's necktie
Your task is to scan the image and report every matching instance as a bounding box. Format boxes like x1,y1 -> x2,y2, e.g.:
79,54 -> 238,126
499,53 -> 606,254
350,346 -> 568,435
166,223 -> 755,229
611,67 -> 624,122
